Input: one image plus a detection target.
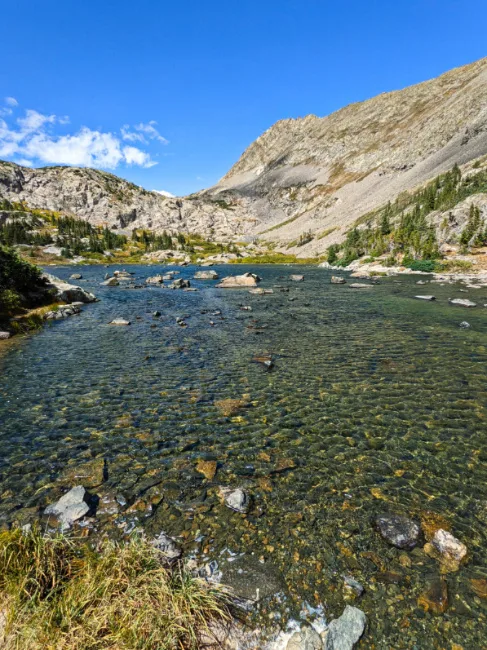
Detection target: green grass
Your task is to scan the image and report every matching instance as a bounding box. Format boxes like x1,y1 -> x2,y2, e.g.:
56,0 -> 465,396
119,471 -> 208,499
0,527 -> 230,650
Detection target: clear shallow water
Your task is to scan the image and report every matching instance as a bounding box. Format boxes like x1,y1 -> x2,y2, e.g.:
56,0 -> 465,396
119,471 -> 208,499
1,264 -> 487,647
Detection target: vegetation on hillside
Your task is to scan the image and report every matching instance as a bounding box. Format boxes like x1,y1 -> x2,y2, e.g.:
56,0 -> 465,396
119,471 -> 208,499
0,245 -> 49,327
327,163 -> 487,267
0,527 -> 230,649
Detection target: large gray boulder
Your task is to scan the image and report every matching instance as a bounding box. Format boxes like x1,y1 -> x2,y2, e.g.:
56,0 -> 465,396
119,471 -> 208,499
44,486 -> 89,530
194,270 -> 219,280
217,273 -> 261,288
43,273 -> 96,303
325,606 -> 366,650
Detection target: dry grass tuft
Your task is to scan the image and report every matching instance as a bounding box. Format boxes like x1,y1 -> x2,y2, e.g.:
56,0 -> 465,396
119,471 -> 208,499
0,527 -> 230,649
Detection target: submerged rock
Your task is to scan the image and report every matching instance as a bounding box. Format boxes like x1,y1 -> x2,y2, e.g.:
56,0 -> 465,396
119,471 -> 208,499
449,298 -> 477,307
109,318 -> 131,326
69,273 -> 82,280
418,577 -> 448,614
459,321 -> 471,329
44,486 -> 89,530
325,605 -> 366,650
220,487 -> 250,513
424,529 -> 467,573
151,532 -> 182,560
217,272 -> 261,288
101,277 -> 119,286
287,626 -> 323,650
343,576 -> 364,599
349,283 -> 372,289
291,274 -> 304,282
376,513 -> 420,549
331,276 -> 346,284
415,295 -> 435,301
196,459 -> 217,480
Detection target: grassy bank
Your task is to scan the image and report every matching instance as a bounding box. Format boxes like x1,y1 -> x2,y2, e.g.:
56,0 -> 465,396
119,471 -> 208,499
0,527 -> 230,650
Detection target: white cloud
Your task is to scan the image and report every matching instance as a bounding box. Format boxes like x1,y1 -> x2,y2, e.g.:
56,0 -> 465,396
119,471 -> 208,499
121,124 -> 146,143
153,189 -> 175,197
0,105 -> 160,170
15,158 -> 34,167
5,97 -> 18,107
135,121 -> 168,144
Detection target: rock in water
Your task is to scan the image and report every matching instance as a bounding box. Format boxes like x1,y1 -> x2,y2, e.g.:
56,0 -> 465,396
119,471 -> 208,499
220,487 -> 250,513
449,298 -> 477,307
172,278 -> 190,289
349,283 -> 372,289
194,270 -> 219,279
459,321 -> 470,328
287,626 -> 323,649
109,318 -> 131,326
417,577 -> 448,614
325,605 -> 366,649
415,295 -> 435,301
44,486 -> 89,530
151,532 -> 182,560
217,272 -> 261,288
146,275 -> 164,284
424,528 -> 467,573
0,332 -> 11,340
291,274 -> 304,282
43,273 -> 97,303
69,273 -> 82,280
331,276 -> 346,284
376,514 -> 420,549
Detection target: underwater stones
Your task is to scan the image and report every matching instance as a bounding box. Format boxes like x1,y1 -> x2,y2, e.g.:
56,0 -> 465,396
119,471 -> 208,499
469,578 -> 487,599
151,531 -> 182,560
194,270 -> 219,279
417,576 -> 448,614
459,321 -> 471,328
416,280 -> 428,285
325,605 -> 366,650
424,529 -> 467,573
146,274 -> 164,284
420,511 -> 451,541
0,331 -> 11,340
449,298 -> 477,307
220,487 -> 250,513
217,272 -> 261,288
287,626 -> 323,650
349,283 -> 372,289
376,514 -> 420,549
101,277 -> 119,286
331,276 -> 346,284
69,273 -> 82,280
414,295 -> 435,301
196,459 -> 217,480
215,398 -> 247,417
109,318 -> 130,326
60,458 -> 105,489
172,278 -> 190,289
153,310 -> 161,317
343,576 -> 364,599
44,486 -> 89,530
252,354 -> 274,370
291,274 -> 304,282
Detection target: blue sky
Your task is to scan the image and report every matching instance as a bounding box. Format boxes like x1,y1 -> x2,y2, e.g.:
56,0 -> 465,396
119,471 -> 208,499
0,0 -> 485,196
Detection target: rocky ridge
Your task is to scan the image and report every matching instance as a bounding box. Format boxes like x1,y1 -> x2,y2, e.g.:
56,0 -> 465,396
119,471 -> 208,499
1,58 -> 487,255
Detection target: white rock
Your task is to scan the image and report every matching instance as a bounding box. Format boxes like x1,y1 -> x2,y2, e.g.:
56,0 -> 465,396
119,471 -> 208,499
325,606 -> 366,650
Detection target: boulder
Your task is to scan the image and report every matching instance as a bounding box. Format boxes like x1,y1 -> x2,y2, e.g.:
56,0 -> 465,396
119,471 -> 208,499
43,274 -> 97,303
109,318 -> 131,326
376,513 -> 420,549
146,275 -> 164,284
44,486 -> 89,530
172,278 -> 191,289
291,274 -> 304,282
194,270 -> 219,280
151,532 -> 182,560
220,487 -> 250,513
0,332 -> 11,340
415,295 -> 435,301
449,298 -> 477,307
101,277 -> 120,286
44,304 -> 82,320
325,605 -> 366,650
217,273 -> 261,288
287,626 -> 323,650
69,273 -> 82,280
424,529 -> 467,573
331,276 -> 346,284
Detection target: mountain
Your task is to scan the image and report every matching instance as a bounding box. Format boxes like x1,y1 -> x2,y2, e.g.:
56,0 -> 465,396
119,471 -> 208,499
1,57 -> 487,254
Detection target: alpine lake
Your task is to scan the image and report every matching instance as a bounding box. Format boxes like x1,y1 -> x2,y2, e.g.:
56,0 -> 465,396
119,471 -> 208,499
1,264 -> 487,649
